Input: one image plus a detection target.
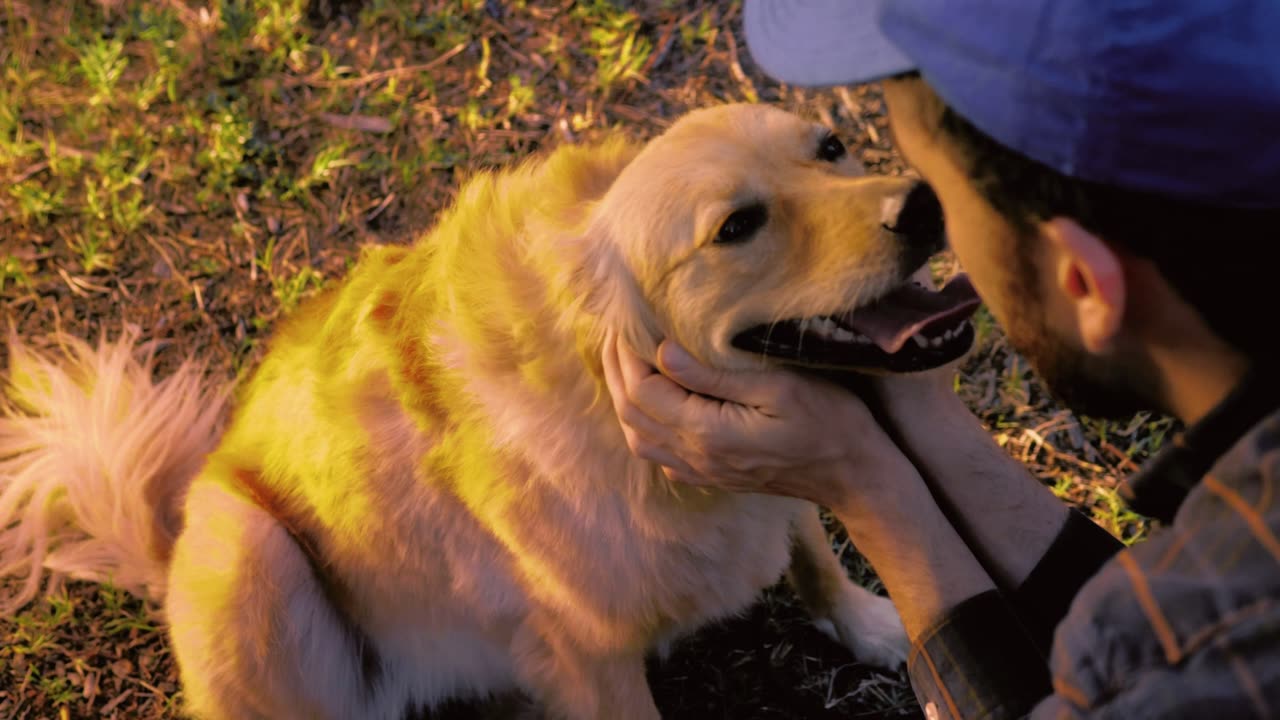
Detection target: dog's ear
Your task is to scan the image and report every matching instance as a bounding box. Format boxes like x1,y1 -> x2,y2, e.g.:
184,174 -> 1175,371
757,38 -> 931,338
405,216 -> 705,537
569,220 -> 664,362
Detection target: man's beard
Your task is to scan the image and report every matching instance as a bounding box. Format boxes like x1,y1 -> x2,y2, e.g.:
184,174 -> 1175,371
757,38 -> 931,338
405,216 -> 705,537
1004,244 -> 1161,421
1007,315 -> 1158,419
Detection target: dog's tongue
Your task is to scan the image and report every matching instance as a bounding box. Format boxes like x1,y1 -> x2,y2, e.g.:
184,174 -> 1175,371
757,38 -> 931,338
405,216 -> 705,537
841,274 -> 982,354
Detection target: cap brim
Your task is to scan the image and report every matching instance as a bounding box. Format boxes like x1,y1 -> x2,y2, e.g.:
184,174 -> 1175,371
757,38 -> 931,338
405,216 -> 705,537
743,0 -> 915,88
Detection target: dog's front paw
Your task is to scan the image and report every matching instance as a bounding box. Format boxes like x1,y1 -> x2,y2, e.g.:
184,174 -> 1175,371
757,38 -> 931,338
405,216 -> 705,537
817,583 -> 909,670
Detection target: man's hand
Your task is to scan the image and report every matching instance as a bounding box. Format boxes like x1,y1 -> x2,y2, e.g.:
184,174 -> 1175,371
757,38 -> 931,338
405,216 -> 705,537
602,332 -> 1000,638
600,331 -> 913,510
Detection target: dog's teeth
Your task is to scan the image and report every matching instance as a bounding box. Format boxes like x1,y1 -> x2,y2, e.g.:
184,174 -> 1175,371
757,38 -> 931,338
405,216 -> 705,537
912,333 -> 928,348
799,318 -> 812,332
930,335 -> 944,348
942,328 -> 954,341
832,327 -> 855,342
814,318 -> 837,337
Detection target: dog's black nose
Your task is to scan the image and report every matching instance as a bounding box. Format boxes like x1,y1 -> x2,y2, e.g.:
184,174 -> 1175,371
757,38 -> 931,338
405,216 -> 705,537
885,182 -> 945,253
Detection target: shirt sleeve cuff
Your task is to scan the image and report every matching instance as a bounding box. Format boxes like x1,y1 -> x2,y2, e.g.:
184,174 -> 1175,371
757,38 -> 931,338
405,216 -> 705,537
1009,509 -> 1124,655
908,589 -> 1051,720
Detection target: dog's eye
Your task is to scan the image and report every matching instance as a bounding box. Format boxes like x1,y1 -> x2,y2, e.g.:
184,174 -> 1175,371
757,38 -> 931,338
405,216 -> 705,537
817,133 -> 847,163
714,204 -> 768,245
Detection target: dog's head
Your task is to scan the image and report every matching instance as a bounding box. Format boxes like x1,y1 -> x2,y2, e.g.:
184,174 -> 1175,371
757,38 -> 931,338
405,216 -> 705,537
576,103 -> 979,374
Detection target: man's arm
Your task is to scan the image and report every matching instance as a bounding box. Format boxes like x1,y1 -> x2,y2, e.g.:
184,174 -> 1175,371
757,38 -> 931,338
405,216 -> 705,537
871,383 -> 1070,587
603,337 -> 1057,717
824,447 -> 998,640
614,332 -> 1121,640
824,452 -> 1060,720
864,374 -> 1125,653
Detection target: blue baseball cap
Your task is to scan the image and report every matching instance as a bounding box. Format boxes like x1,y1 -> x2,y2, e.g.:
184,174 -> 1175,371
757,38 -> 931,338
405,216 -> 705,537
743,0 -> 1280,208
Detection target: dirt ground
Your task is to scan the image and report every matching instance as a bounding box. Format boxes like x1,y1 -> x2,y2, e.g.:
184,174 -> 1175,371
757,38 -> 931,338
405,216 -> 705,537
0,1 -> 1170,718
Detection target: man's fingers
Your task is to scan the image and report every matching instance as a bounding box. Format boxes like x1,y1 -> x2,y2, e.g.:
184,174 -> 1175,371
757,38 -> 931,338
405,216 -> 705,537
604,334 -> 669,435
664,466 -> 757,495
614,337 -> 717,426
664,467 -> 710,487
602,330 -> 635,417
617,399 -> 680,451
604,333 -> 707,475
656,341 -> 794,411
630,436 -> 700,477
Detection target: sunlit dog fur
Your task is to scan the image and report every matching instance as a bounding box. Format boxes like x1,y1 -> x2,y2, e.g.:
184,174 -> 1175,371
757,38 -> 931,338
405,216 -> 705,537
0,104 -> 923,720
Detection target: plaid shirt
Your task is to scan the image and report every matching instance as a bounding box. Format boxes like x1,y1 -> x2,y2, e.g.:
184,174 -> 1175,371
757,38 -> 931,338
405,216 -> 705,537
908,366 -> 1280,719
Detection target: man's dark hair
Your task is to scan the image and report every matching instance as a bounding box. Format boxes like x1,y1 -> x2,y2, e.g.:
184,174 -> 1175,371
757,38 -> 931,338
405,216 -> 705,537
909,77 -> 1278,358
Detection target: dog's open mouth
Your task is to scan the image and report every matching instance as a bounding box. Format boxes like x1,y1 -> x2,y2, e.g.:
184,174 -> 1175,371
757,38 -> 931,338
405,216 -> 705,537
731,273 -> 982,373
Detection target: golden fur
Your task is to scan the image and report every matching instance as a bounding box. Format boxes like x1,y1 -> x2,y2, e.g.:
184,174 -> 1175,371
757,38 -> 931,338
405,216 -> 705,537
1,104 -> 919,720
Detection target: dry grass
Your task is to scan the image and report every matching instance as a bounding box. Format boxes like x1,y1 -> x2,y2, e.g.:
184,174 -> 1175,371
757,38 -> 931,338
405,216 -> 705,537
0,1 -> 1170,718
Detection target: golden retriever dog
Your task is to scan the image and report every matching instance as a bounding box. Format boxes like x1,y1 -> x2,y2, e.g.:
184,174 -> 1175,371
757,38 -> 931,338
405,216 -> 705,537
0,103 -> 980,720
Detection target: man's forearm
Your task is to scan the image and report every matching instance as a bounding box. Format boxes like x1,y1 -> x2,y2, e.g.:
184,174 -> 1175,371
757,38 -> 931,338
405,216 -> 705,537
869,385 -> 1125,656
828,453 -> 997,640
877,390 -> 1072,590
829,457 -> 1054,719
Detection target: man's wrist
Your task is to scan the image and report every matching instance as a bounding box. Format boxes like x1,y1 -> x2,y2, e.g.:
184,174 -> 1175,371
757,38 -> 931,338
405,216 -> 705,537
825,444 -> 928,521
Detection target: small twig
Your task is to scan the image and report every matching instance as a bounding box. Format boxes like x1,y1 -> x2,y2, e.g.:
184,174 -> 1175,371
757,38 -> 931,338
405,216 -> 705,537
12,161 -> 48,183
365,192 -> 396,223
56,267 -> 92,296
1101,441 -> 1143,473
319,112 -> 394,134
143,234 -> 201,312
157,0 -> 204,30
125,674 -> 170,698
99,688 -> 133,714
293,43 -> 468,89
113,276 -> 134,301
723,29 -> 758,102
40,139 -> 93,160
836,86 -> 862,122
643,20 -> 678,75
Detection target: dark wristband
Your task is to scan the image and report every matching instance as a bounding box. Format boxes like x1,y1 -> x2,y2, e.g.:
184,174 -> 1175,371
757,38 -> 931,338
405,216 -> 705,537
1008,510 -> 1125,656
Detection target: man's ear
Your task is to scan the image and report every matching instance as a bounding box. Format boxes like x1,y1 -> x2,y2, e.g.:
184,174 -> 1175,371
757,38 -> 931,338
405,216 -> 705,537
569,222 -> 664,362
1042,217 -> 1126,354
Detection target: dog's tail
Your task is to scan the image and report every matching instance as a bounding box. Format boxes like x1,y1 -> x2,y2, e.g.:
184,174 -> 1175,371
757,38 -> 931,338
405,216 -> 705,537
0,326 -> 230,614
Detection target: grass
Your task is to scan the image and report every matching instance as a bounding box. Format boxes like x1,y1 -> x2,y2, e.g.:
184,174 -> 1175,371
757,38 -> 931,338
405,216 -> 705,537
0,1 -> 1169,718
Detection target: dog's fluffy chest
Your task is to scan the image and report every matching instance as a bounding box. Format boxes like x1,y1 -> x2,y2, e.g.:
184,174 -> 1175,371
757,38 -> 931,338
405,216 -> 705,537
503,458 -> 804,622
384,452 -> 806,651
393,321 -> 803,640
311,399 -> 806,659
